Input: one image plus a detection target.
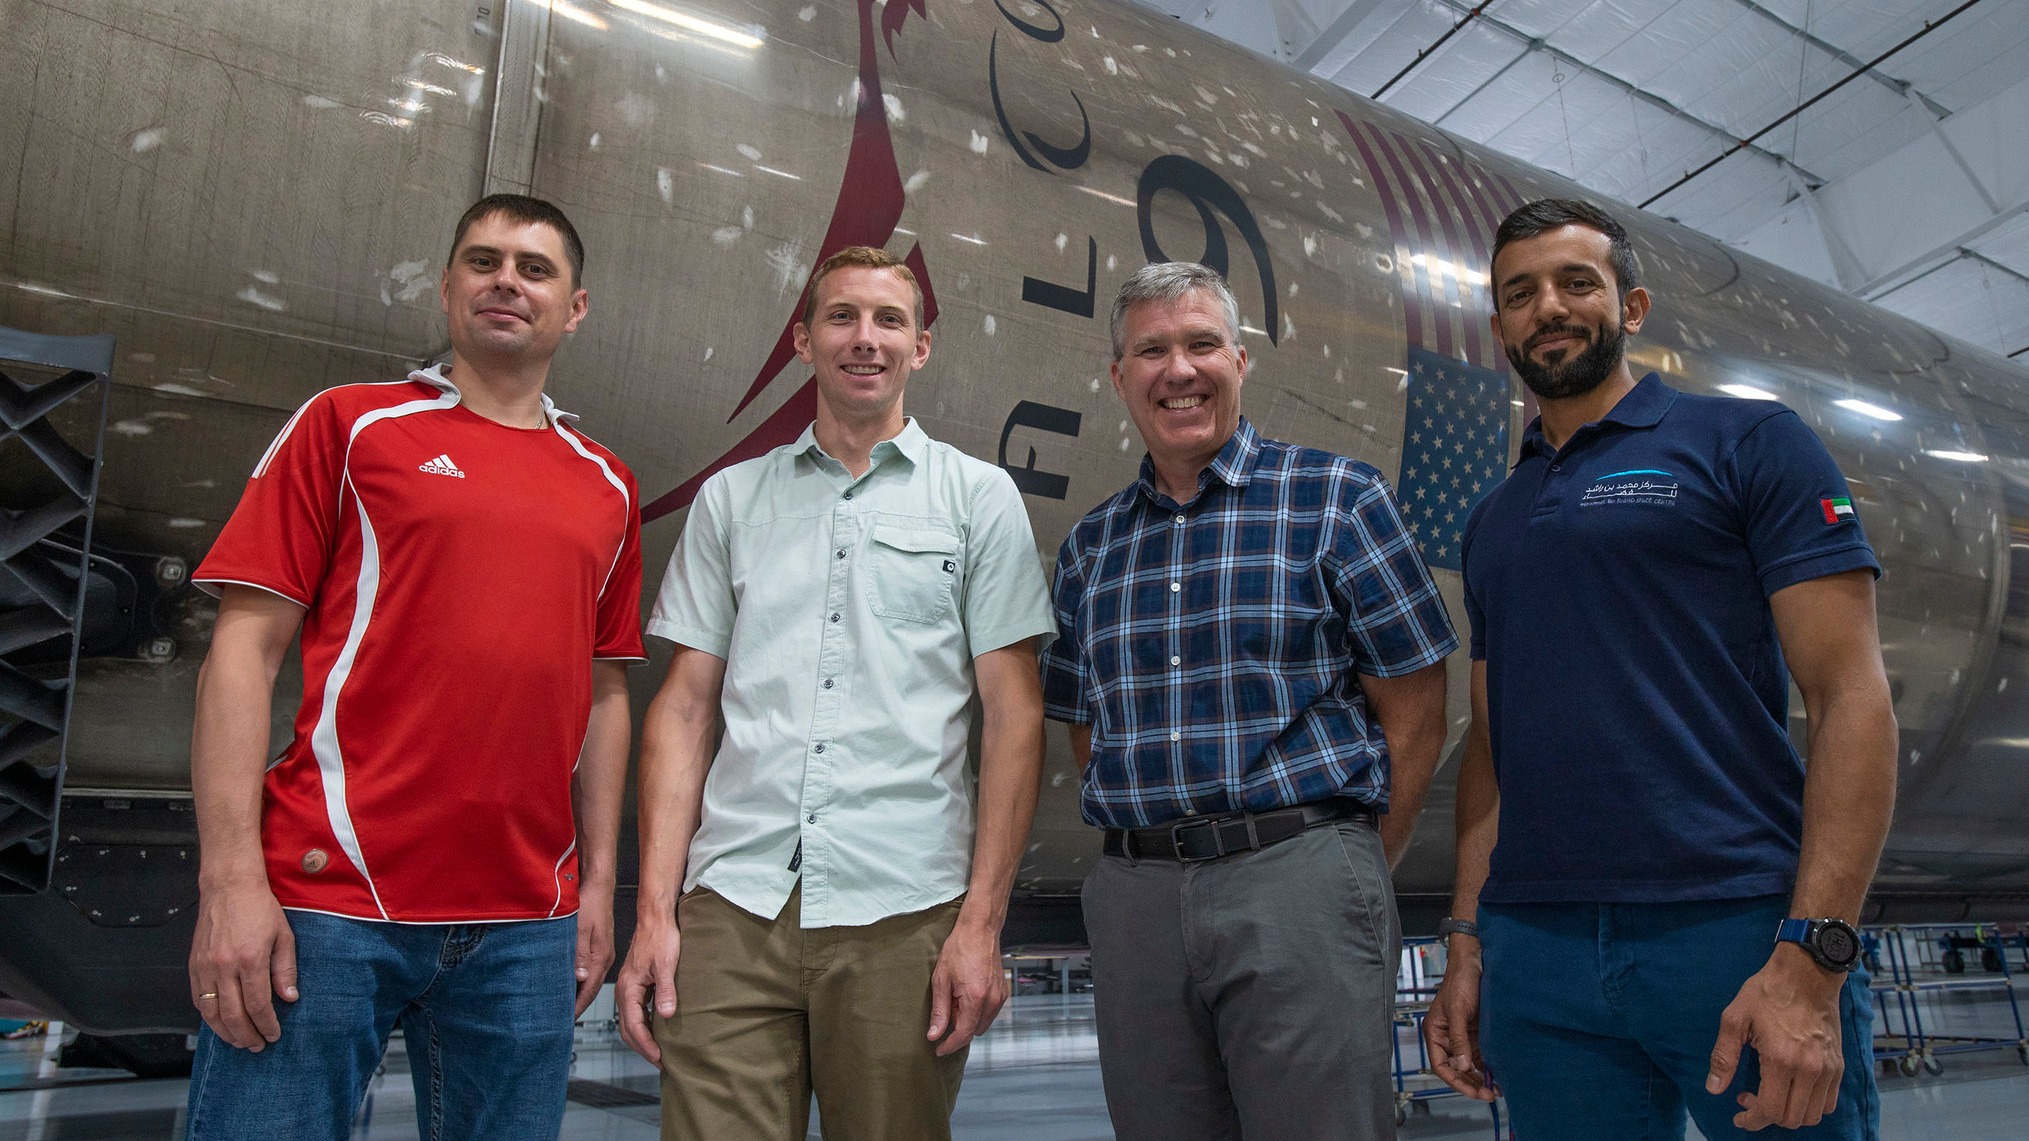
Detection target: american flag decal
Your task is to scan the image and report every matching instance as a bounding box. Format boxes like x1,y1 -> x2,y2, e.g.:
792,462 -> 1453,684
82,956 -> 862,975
1398,350 -> 1513,567
1339,112 -> 1523,570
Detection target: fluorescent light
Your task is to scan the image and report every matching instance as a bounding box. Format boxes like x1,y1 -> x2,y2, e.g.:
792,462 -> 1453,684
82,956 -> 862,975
428,53 -> 485,74
950,233 -> 987,246
753,165 -> 801,181
1835,398 -> 1903,422
605,0 -> 764,48
1410,252 -> 1489,287
697,162 -> 744,177
1720,383 -> 1778,401
1076,186 -> 1137,209
403,79 -> 458,96
1924,449 -> 1989,463
549,0 -> 609,29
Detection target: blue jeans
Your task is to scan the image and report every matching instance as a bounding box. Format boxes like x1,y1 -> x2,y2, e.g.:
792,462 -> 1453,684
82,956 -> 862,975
1479,897 -> 1877,1141
186,911 -> 578,1141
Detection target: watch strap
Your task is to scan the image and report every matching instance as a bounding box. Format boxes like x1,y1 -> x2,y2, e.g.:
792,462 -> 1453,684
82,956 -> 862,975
1773,917 -> 1860,972
1774,918 -> 1812,946
1438,917 -> 1479,940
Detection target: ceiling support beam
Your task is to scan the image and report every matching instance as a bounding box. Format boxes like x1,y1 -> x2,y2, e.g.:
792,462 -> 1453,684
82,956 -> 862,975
1292,0 -> 1395,73
1956,248 -> 2029,290
1784,170 -> 1871,292
1417,0 -> 1822,190
1913,89 -> 2004,215
1734,71 -> 2029,300
1370,1 -> 1497,99
1268,0 -> 1322,63
1727,0 -> 1946,112
1641,0 -> 1986,207
1869,246 -> 2029,305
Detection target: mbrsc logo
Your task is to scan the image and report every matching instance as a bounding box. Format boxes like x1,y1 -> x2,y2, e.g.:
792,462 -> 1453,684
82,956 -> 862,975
1580,468 -> 1678,508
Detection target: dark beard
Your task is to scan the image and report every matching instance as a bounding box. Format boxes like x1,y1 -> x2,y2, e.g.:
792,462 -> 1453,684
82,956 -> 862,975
1508,320 -> 1624,400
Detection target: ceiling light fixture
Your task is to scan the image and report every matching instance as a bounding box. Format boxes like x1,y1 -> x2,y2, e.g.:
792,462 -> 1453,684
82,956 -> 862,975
1835,398 -> 1902,422
606,0 -> 763,48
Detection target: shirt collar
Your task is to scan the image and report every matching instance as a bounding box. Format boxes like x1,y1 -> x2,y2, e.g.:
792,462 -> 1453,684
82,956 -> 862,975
411,362 -> 576,426
1135,416 -> 1262,505
1519,372 -> 1671,459
794,416 -> 928,470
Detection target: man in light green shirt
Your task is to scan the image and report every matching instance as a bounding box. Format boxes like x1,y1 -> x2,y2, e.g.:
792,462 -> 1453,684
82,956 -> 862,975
616,246 -> 1055,1140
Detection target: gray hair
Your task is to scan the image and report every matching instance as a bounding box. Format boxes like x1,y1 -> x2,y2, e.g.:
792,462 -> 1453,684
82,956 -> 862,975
1108,262 -> 1242,360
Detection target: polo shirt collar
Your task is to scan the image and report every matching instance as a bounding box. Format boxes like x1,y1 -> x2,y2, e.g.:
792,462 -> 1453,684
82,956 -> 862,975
1519,371 -> 1672,460
793,416 -> 928,470
410,362 -> 577,425
1135,416 -> 1262,504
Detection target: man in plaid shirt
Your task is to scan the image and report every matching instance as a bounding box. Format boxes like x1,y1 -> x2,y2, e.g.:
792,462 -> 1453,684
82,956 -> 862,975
1040,262 -> 1455,1140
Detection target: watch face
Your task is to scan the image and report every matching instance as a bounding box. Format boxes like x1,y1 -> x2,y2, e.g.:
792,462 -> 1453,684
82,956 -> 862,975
1816,923 -> 1860,967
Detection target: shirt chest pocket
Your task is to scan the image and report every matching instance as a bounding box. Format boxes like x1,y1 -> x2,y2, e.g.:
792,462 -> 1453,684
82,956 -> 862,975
865,522 -> 961,624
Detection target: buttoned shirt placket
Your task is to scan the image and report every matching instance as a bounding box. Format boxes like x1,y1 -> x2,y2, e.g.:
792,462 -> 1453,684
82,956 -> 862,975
1162,497 -> 1192,816
1043,419 -> 1457,829
798,452 -> 871,930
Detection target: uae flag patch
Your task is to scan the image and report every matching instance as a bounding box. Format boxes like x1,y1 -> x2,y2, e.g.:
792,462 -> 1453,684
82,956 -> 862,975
1821,497 -> 1855,524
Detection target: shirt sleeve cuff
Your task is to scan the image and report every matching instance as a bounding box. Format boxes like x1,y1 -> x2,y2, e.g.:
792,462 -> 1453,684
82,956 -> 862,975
190,577 -> 313,607
1758,544 -> 1882,596
1361,631 -> 1462,677
643,618 -> 732,659
1041,700 -> 1090,724
968,619 -> 1060,659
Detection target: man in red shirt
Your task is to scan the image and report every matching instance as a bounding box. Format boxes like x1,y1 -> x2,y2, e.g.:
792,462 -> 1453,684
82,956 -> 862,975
182,195 -> 644,1141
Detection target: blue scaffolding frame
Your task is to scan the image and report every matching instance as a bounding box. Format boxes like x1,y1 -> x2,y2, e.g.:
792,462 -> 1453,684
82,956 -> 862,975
1866,923 -> 2029,1076
1391,935 -> 1512,1137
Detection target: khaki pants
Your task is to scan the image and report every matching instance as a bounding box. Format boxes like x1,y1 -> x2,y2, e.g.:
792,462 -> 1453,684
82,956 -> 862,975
653,884 -> 967,1141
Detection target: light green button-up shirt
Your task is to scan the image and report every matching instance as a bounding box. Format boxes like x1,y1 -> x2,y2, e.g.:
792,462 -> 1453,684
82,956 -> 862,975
648,419 -> 1055,928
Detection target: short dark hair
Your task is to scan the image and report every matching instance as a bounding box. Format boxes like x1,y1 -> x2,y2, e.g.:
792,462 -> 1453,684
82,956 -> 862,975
800,246 -> 924,330
1491,198 -> 1640,300
449,194 -> 585,286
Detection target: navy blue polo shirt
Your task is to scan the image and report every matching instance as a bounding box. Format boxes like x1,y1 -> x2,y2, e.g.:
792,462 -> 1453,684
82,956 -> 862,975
1462,373 -> 1880,903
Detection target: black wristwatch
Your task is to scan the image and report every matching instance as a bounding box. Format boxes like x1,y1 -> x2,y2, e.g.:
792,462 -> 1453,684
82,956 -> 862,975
1774,918 -> 1862,973
1437,917 -> 1479,941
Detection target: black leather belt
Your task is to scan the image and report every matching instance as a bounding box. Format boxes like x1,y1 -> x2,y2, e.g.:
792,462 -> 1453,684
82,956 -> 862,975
1102,800 -> 1376,863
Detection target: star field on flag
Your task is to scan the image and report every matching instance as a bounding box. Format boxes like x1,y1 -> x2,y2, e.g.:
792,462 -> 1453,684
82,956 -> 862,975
1395,348 -> 1511,570
1338,112 -> 1524,571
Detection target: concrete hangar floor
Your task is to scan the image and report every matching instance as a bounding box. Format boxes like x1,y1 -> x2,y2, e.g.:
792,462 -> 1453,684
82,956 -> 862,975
4,978 -> 2029,1140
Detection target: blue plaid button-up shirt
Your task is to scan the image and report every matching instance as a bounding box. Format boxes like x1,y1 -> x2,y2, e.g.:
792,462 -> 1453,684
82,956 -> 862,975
1040,418 -> 1458,830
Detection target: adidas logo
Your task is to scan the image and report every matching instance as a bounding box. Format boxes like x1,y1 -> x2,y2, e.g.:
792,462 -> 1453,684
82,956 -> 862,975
418,454 -> 466,479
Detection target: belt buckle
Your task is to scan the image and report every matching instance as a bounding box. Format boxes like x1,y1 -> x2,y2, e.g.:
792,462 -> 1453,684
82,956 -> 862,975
1169,816 -> 1223,861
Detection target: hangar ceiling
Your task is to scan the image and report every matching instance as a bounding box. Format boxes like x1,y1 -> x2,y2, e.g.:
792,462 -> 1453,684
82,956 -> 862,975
1139,0 -> 2029,364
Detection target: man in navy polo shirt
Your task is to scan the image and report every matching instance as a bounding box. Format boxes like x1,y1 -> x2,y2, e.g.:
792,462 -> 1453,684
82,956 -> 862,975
1422,199 -> 1897,1139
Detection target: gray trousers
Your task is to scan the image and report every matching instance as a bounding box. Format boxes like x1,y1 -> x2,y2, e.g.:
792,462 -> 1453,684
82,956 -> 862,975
1083,819 -> 1401,1141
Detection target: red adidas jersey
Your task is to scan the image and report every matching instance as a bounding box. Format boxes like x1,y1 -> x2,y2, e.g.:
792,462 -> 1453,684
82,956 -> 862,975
195,367 -> 646,922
